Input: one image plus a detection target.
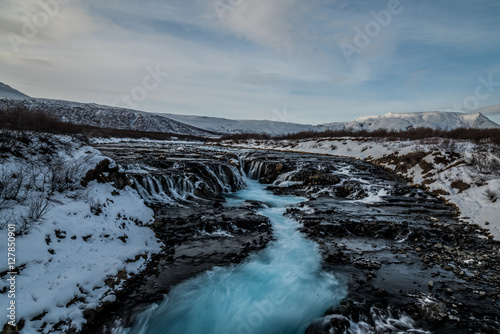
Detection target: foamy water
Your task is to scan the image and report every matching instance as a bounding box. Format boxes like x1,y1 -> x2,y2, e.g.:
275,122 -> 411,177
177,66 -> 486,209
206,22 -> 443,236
123,178 -> 346,334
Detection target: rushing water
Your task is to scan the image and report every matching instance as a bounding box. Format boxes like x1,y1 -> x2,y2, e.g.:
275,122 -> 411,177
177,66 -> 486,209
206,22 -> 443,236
124,178 -> 346,334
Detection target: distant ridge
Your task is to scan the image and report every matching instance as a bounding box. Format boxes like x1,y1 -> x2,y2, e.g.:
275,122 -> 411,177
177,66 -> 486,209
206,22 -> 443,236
162,113 -> 316,136
0,98 -> 218,138
0,81 -> 498,136
0,82 -> 30,99
318,111 -> 500,132
163,111 -> 500,134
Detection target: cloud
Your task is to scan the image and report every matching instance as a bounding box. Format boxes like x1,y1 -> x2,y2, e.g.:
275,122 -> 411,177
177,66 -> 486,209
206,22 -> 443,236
0,0 -> 103,44
0,0 -> 499,124
217,0 -> 302,53
475,104 -> 500,116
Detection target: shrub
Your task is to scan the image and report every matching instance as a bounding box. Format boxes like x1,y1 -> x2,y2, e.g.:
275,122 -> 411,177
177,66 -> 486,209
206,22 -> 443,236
17,194 -> 52,234
0,164 -> 25,204
469,152 -> 500,175
0,209 -> 15,230
48,156 -> 89,194
484,188 -> 499,203
0,104 -> 60,134
24,194 -> 51,221
216,127 -> 500,145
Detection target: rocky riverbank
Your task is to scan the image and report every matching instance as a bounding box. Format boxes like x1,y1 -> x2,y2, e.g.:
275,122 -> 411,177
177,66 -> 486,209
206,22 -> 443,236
243,150 -> 500,333
83,142 -> 499,333
80,142 -> 274,333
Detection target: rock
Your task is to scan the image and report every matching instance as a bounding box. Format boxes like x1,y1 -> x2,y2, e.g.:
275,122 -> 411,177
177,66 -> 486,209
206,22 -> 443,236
304,173 -> 341,186
327,315 -> 350,332
84,143 -> 500,334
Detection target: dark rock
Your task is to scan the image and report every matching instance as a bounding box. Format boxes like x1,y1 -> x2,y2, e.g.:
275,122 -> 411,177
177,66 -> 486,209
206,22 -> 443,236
80,143 -> 500,334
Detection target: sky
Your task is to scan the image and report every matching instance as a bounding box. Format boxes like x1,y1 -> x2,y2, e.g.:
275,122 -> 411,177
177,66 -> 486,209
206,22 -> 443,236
1,0 -> 500,125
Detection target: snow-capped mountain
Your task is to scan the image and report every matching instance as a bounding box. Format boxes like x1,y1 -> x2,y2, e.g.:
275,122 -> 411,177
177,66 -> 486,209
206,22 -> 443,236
161,113 -> 316,135
0,82 -> 30,99
318,112 -> 500,132
0,98 -> 218,137
1,82 -> 498,136
165,111 -> 499,134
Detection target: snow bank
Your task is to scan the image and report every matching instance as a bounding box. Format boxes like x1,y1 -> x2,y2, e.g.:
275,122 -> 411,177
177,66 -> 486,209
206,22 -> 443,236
0,134 -> 161,333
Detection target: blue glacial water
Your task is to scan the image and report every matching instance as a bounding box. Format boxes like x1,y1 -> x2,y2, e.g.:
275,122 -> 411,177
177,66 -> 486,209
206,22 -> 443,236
125,178 -> 346,334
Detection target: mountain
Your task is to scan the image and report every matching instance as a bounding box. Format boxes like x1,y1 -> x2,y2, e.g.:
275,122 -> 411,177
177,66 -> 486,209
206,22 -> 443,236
318,112 -> 500,132
164,111 -> 499,135
1,80 -> 498,136
0,98 -> 218,137
0,82 -> 30,99
162,113 -> 316,135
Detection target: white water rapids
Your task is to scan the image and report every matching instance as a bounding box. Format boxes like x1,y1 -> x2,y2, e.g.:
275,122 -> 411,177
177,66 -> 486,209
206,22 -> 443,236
123,178 -> 346,334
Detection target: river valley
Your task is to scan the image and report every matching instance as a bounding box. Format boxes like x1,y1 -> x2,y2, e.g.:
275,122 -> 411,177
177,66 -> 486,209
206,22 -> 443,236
81,141 -> 500,334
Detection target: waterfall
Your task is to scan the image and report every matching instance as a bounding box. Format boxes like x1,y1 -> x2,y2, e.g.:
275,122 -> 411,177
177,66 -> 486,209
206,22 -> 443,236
244,160 -> 266,180
131,174 -> 195,204
128,163 -> 246,204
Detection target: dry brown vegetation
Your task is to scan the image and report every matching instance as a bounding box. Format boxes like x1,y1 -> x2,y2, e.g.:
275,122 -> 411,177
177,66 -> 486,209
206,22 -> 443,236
220,127 -> 500,145
450,180 -> 471,193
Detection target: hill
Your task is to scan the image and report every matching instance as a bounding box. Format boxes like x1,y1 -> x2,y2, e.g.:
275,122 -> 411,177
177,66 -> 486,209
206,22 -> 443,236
0,82 -> 30,99
0,98 -> 218,138
319,111 -> 499,131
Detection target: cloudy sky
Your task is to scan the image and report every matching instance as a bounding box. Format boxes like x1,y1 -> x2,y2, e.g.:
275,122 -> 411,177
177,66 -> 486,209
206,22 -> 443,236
1,0 -> 500,124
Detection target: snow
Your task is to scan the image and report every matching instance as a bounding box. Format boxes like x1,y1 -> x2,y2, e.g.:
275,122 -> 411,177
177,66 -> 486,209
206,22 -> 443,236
162,111 -> 499,135
319,111 -> 500,131
161,113 -> 317,136
89,137 -> 203,145
0,135 -> 162,333
223,137 -> 500,240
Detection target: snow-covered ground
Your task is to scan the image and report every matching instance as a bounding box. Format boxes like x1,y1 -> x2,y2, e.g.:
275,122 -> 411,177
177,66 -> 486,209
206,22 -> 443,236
0,134 -> 161,333
221,137 -> 500,239
88,137 -> 203,145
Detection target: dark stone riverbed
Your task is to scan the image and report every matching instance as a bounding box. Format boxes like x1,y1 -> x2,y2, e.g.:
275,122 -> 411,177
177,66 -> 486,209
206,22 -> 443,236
81,142 -> 500,334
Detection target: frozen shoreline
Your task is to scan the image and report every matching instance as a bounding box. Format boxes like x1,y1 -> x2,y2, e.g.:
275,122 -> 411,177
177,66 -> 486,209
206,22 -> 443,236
219,137 -> 500,240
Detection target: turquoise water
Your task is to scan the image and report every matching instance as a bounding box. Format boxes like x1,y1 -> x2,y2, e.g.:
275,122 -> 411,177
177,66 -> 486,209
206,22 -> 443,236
125,178 -> 345,334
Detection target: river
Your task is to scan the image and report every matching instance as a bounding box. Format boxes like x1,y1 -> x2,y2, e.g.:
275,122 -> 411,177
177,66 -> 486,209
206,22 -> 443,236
123,178 -> 346,334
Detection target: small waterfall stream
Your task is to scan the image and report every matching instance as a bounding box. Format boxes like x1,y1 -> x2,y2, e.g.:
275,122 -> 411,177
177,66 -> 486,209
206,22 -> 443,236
122,177 -> 346,334
128,164 -> 245,204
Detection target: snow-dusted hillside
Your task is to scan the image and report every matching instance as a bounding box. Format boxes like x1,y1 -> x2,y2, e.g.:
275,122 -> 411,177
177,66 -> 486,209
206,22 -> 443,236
1,80 -> 498,136
165,111 -> 499,135
0,133 -> 161,333
319,112 -> 500,131
0,83 -> 30,99
162,113 -> 316,135
0,98 -> 218,138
